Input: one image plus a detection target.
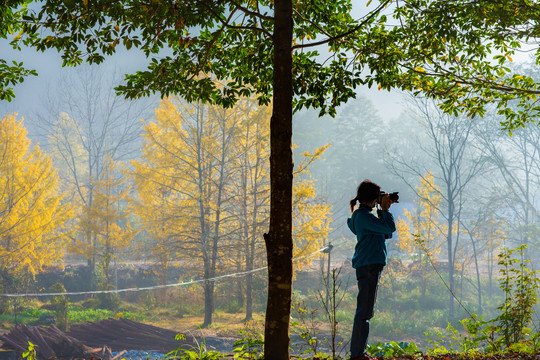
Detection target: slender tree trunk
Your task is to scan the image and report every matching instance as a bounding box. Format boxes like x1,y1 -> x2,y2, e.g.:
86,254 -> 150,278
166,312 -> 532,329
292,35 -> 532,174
245,236 -> 255,321
240,153 -> 253,320
159,260 -> 168,302
195,103 -> 214,328
470,233 -> 482,315
88,152 -> 97,287
447,201 -> 455,321
264,1 -> 293,358
244,197 -> 253,321
203,272 -> 214,327
245,150 -> 260,321
488,235 -> 493,296
236,260 -> 245,308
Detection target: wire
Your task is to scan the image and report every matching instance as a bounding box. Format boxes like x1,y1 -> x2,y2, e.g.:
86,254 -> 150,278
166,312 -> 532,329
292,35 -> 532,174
414,233 -> 476,320
0,245 -> 330,298
1,206 -> 354,298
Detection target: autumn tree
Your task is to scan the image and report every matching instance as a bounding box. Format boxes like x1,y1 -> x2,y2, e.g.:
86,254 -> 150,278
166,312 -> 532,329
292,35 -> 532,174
131,97 -> 240,327
0,113 -> 71,296
133,96 -> 333,325
83,155 -> 134,287
292,146 -> 333,265
396,172 -> 446,296
229,101 -> 271,321
229,102 -> 333,320
7,0 -> 540,356
396,173 -> 445,259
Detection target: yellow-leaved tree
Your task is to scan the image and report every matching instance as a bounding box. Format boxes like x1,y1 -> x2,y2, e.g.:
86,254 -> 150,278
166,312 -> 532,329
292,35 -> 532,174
82,155 -> 134,287
0,114 -> 72,296
131,96 -> 241,327
292,146 -> 333,268
131,95 -> 333,325
396,172 -> 446,295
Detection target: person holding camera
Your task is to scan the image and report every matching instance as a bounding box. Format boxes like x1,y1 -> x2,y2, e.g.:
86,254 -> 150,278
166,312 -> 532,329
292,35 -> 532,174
347,180 -> 397,360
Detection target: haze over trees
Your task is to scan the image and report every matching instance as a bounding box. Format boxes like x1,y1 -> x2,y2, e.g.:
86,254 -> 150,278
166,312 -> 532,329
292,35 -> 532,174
3,1 -> 540,358
129,95 -> 332,327
37,67 -> 151,285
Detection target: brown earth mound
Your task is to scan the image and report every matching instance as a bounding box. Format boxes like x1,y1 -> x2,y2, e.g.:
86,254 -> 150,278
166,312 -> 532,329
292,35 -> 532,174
0,318 -> 197,359
67,318 -> 193,352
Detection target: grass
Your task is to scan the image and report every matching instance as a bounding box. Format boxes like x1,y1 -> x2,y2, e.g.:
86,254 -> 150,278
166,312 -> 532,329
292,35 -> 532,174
0,305 -> 146,330
145,310 -> 266,339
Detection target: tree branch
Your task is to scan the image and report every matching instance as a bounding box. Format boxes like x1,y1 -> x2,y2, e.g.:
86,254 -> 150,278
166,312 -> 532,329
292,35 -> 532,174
227,0 -> 274,22
291,0 -> 392,50
401,63 -> 540,96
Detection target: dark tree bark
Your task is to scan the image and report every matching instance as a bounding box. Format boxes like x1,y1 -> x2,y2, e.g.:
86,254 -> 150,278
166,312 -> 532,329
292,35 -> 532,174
263,0 -> 293,358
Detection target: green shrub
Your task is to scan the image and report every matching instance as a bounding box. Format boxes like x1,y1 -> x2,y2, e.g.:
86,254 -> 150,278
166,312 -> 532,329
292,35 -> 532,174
81,298 -> 100,309
95,283 -> 121,311
367,341 -> 420,357
67,308 -> 145,324
68,308 -> 112,323
492,245 -> 539,350
49,283 -> 69,331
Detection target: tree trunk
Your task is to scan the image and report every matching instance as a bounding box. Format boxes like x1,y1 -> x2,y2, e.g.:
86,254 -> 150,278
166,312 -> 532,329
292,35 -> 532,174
470,233 -> 482,315
241,153 -> 252,321
202,267 -> 214,327
245,226 -> 257,321
245,277 -> 253,321
447,201 -> 455,321
264,0 -> 293,358
488,236 -> 494,297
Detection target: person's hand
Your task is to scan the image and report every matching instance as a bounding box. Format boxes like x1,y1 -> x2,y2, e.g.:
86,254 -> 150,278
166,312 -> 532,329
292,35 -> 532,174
380,194 -> 393,211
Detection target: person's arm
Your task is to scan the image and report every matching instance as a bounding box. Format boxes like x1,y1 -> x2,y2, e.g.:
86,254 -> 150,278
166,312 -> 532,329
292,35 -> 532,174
347,212 -> 358,235
359,211 -> 396,234
355,194 -> 396,234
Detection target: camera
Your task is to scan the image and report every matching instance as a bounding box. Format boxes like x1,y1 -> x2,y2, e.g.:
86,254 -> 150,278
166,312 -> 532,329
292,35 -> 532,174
378,191 -> 399,204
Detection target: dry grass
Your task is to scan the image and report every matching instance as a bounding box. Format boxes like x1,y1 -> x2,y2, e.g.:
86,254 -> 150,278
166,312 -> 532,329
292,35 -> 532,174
145,310 -> 266,339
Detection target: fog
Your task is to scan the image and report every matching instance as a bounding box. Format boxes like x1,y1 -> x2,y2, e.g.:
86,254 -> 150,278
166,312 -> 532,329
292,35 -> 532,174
1,41 -> 539,358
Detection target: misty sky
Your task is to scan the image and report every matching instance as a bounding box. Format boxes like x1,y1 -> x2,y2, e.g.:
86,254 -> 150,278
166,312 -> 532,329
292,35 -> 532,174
0,42 -> 406,122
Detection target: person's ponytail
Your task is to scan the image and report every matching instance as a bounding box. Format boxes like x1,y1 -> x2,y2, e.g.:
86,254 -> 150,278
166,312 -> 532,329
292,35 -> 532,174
349,196 -> 358,212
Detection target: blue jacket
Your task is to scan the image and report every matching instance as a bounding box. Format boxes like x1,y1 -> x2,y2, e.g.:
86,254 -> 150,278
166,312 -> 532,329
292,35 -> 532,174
347,206 -> 396,268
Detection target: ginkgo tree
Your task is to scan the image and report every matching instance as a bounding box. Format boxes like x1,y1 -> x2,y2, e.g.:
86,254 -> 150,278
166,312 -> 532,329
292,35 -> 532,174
131,95 -> 332,326
228,100 -> 271,321
292,146 -> 333,267
396,172 -> 446,296
131,96 -> 240,327
228,103 -> 333,320
83,155 -> 134,286
0,113 -> 72,293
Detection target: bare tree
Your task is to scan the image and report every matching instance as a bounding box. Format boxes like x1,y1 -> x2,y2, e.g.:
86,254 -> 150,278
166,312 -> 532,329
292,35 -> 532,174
32,65 -> 153,284
475,115 -> 540,258
388,98 -> 486,320
459,197 -> 509,315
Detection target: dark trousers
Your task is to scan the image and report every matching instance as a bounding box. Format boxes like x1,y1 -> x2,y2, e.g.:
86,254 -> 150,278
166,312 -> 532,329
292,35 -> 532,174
350,264 -> 384,358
